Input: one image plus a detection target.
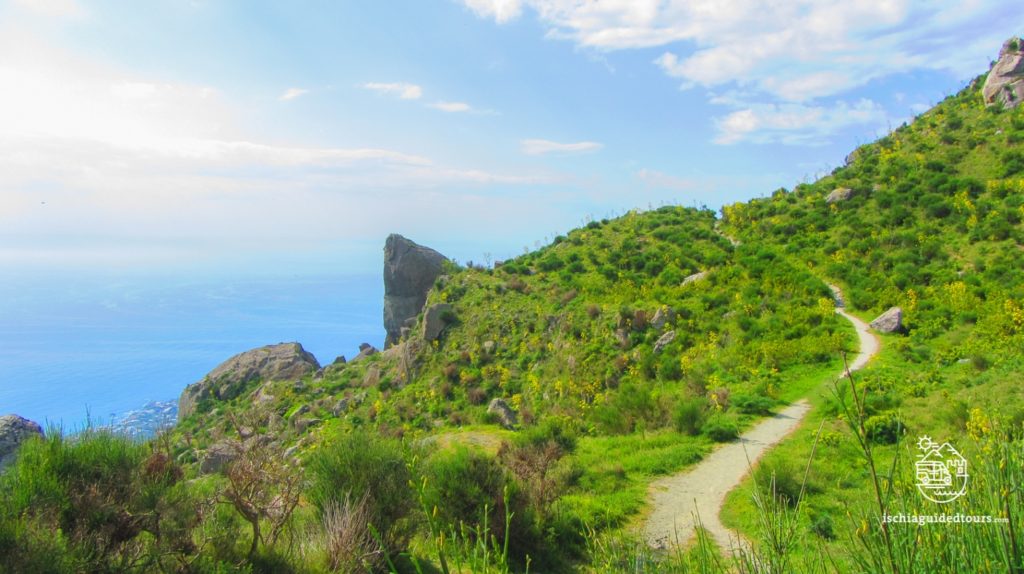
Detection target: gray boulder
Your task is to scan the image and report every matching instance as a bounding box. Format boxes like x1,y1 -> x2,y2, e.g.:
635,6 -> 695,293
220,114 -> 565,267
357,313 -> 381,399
200,440 -> 241,475
826,187 -> 853,203
681,271 -> 707,286
488,398 -> 518,429
0,414 -> 43,470
179,342 -> 320,421
422,303 -> 454,342
870,307 -> 903,333
383,234 -> 448,348
651,306 -> 676,331
983,38 -> 1024,109
654,330 -> 676,353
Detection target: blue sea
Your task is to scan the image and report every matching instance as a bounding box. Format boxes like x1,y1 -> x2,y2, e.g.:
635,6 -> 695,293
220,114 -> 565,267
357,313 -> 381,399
0,272 -> 382,432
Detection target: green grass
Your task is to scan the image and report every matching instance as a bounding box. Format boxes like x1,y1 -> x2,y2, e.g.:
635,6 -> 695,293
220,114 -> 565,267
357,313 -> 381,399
562,429 -> 711,529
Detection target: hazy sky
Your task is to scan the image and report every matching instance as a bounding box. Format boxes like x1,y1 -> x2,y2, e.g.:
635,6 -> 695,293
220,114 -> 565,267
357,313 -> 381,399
1,0 -> 1020,277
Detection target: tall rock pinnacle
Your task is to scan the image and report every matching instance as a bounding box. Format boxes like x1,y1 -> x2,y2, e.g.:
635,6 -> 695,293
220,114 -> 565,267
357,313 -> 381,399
383,234 -> 447,348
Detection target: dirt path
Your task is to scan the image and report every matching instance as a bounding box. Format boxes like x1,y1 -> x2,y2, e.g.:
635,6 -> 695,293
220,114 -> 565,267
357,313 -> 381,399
643,288 -> 878,551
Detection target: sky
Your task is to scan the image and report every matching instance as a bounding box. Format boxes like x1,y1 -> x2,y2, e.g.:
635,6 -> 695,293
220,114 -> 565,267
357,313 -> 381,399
1,0 -> 1021,279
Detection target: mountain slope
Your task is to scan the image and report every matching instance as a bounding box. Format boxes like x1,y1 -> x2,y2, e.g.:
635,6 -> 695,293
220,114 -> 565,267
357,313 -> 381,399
4,39 -> 1024,574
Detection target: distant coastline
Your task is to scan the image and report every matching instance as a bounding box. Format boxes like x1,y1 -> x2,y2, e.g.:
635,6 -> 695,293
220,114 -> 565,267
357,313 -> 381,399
0,273 -> 383,429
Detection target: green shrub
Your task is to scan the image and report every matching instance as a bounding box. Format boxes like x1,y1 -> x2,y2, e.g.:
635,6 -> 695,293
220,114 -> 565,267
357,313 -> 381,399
592,383 -> 658,435
422,446 -> 510,536
520,415 -> 578,452
673,397 -> 707,436
704,414 -> 739,442
756,459 -> 815,507
810,512 -> 835,539
307,430 -> 417,552
734,394 -> 776,415
864,412 -> 906,444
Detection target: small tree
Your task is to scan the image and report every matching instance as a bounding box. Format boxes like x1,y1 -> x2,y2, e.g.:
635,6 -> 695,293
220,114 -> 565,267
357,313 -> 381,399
498,440 -> 565,521
220,412 -> 303,560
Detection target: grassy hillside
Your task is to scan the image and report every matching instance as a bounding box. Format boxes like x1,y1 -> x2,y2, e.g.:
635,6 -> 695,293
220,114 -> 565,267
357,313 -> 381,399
3,63 -> 1024,573
716,72 -> 1024,572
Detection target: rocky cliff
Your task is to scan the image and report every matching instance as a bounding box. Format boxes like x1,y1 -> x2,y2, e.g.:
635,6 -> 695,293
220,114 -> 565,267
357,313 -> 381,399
983,37 -> 1024,109
383,234 -> 447,348
178,342 -> 320,420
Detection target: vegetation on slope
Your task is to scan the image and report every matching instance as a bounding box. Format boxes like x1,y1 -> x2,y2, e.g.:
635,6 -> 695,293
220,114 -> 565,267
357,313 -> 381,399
714,71 -> 1024,571
4,59 -> 1024,574
1,205 -> 853,572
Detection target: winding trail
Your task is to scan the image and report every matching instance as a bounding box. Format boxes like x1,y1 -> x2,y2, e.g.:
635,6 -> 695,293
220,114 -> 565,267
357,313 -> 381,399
643,285 -> 879,551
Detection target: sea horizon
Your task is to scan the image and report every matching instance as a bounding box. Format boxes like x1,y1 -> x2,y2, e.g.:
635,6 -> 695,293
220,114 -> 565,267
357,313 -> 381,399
1,271 -> 383,430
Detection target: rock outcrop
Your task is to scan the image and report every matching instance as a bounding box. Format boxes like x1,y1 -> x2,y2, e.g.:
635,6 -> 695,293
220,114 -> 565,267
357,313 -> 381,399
870,307 -> 903,333
0,414 -> 43,470
983,38 -> 1024,109
179,342 -> 320,421
826,187 -> 853,203
383,234 -> 448,348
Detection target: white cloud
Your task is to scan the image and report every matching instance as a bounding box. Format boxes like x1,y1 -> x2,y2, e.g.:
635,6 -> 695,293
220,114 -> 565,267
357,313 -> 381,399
714,99 -> 888,145
361,81 -> 423,100
636,168 -> 693,191
463,0 -> 1019,143
520,138 -> 602,155
461,0 -> 523,24
278,87 -> 308,101
428,101 -> 472,113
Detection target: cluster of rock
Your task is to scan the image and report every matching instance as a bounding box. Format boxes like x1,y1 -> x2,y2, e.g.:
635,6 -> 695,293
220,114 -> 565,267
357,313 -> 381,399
0,414 -> 43,471
172,232 -> 469,474
608,303 -> 682,358
178,342 -> 320,421
983,38 -> 1024,110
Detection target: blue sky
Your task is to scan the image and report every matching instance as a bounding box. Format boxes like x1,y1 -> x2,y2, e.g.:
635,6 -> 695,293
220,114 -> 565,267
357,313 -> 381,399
1,0 -> 1021,277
